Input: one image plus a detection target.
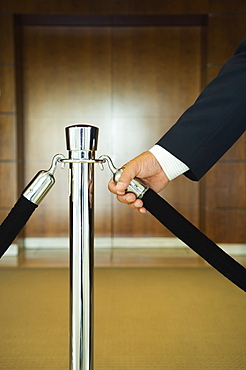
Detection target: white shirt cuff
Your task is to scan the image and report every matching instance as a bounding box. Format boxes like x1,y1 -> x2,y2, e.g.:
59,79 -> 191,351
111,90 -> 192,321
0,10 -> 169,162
149,145 -> 189,181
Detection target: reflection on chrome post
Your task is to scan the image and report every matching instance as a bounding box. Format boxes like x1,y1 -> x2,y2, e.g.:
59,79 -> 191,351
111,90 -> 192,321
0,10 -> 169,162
66,124 -> 99,370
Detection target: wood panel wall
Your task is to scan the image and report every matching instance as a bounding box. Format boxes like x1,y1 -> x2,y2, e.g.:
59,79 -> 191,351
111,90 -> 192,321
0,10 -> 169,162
22,25 -> 113,237
0,15 -> 17,228
21,23 -> 201,238
0,0 -> 245,247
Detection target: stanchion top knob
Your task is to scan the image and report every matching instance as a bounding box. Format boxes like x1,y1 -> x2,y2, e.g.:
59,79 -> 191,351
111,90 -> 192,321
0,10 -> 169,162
66,124 -> 99,151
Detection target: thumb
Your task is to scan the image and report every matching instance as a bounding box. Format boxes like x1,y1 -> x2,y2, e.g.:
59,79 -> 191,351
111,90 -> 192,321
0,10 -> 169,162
115,163 -> 138,194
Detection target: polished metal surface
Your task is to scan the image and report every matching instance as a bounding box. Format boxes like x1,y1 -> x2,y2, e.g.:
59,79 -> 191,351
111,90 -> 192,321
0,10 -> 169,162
66,124 -> 98,152
66,124 -> 99,370
61,158 -> 104,164
22,154 -> 65,205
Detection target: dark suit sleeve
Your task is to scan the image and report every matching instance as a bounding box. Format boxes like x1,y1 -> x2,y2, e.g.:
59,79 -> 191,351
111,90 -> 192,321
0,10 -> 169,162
156,39 -> 246,181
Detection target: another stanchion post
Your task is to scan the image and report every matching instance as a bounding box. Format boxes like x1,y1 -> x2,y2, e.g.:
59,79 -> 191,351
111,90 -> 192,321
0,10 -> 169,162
66,124 -> 99,370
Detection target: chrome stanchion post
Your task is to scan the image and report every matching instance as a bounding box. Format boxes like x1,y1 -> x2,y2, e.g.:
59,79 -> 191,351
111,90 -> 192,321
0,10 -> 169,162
66,124 -> 99,370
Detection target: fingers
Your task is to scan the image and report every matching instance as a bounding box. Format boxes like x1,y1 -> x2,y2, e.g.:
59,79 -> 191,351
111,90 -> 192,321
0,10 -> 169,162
108,178 -> 118,194
107,153 -> 152,214
118,195 -> 146,213
115,163 -> 138,192
118,192 -> 136,204
108,178 -> 147,213
108,153 -> 145,196
108,173 -> 135,197
128,198 -> 147,213
108,178 -> 125,196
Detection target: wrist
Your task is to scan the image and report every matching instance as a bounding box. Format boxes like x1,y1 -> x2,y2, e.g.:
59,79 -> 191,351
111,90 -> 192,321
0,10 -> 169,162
149,145 -> 189,180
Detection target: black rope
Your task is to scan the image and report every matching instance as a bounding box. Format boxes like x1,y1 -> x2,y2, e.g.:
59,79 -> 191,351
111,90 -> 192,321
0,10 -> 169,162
0,196 -> 38,258
142,188 -> 246,292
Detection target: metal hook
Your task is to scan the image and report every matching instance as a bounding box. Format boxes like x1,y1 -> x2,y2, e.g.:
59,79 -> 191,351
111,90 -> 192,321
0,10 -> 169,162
98,155 -> 118,174
49,153 -> 66,174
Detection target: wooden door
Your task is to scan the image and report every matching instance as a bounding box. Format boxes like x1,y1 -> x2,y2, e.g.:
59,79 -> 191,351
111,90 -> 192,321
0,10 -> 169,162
22,23 -> 201,240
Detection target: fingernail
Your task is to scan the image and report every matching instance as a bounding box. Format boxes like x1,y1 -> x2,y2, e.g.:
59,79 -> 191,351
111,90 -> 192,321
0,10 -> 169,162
117,191 -> 125,195
125,195 -> 132,202
116,181 -> 126,188
116,182 -> 127,195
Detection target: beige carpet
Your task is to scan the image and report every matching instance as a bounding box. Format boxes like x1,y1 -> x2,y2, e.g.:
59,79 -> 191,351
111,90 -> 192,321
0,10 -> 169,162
0,267 -> 245,369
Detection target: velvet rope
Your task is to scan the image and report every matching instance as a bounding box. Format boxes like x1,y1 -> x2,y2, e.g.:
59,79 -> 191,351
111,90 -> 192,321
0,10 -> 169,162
0,196 -> 38,258
142,189 -> 246,292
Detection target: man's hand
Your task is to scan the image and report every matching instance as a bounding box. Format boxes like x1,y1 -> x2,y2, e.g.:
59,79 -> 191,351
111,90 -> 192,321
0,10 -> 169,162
108,151 -> 169,213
